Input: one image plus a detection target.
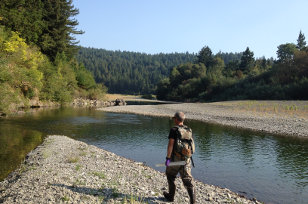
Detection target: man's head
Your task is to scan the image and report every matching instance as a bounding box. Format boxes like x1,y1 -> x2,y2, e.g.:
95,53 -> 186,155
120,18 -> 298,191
172,111 -> 185,123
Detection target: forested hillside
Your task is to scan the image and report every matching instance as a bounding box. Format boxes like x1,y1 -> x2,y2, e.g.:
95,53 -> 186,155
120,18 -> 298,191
0,0 -> 105,114
76,48 -> 197,94
1,1 -> 306,108
157,32 -> 308,101
76,48 -> 247,95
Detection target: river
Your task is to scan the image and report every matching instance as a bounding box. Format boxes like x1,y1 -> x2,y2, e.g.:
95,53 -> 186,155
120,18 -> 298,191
0,107 -> 307,204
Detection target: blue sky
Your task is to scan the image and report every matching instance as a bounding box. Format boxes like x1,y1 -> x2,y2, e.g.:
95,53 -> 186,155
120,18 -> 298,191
73,0 -> 308,59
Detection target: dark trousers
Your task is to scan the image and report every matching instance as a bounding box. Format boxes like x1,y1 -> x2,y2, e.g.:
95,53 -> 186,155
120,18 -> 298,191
165,157 -> 194,192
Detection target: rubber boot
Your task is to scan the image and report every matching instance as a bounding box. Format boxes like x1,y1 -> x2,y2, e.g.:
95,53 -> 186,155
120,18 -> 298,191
163,191 -> 175,202
187,187 -> 196,204
163,176 -> 176,202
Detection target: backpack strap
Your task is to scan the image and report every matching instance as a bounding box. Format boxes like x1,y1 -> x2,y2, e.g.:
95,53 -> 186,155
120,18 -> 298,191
190,156 -> 195,168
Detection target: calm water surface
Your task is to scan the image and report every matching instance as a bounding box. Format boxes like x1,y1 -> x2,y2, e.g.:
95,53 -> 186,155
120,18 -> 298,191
0,107 -> 307,204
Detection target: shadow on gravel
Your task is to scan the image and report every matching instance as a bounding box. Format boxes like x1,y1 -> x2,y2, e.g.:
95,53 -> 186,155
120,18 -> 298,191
52,183 -> 166,203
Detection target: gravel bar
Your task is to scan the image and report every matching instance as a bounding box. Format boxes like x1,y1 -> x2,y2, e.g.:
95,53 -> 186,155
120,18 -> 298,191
0,136 -> 260,204
98,102 -> 308,137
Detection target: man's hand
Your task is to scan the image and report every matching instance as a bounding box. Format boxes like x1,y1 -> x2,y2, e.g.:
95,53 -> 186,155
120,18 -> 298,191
165,157 -> 171,166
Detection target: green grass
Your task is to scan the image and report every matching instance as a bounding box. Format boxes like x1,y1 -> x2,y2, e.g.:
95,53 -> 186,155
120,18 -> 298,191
79,151 -> 87,156
75,164 -> 81,171
67,156 -> 80,163
61,196 -> 70,202
73,178 -> 86,186
42,151 -> 51,159
92,171 -> 106,179
122,194 -> 148,204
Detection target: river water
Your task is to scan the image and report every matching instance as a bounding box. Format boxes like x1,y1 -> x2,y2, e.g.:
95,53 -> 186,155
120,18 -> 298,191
0,107 -> 307,204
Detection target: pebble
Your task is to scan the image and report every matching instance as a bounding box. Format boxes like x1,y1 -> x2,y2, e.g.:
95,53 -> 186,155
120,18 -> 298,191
99,103 -> 308,137
0,135 -> 261,204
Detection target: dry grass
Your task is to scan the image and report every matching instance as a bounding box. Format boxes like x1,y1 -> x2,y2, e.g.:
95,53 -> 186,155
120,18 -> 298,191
105,94 -> 141,101
214,100 -> 308,119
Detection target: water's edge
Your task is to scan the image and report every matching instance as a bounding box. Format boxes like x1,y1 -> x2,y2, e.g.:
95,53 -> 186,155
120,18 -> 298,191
0,135 -> 260,204
99,103 -> 308,138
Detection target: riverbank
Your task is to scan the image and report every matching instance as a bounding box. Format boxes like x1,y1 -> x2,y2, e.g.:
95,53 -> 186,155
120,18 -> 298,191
0,135 -> 260,204
98,101 -> 308,137
0,98 -> 126,118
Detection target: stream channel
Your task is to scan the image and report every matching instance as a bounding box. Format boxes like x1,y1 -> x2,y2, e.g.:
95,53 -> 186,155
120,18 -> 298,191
0,107 -> 307,204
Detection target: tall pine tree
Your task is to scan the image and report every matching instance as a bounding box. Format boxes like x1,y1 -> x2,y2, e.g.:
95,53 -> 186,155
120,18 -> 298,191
197,46 -> 214,67
239,47 -> 255,73
0,0 -> 44,44
297,30 -> 306,51
40,0 -> 84,60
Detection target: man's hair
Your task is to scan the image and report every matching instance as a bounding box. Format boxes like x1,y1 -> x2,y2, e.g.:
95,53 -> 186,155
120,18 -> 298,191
173,112 -> 185,122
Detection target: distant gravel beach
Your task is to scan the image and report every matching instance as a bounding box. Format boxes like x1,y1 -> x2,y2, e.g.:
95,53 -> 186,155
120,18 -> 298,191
0,136 -> 260,204
99,101 -> 308,137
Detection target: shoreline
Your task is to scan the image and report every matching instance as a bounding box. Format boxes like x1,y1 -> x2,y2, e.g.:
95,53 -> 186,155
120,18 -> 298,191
98,101 -> 308,138
0,135 -> 260,203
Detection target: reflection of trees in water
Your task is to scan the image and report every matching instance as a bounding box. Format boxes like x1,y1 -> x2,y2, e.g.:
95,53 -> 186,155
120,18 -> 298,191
274,137 -> 308,188
187,121 -> 264,166
189,118 -> 308,195
0,125 -> 43,180
2,108 -> 308,203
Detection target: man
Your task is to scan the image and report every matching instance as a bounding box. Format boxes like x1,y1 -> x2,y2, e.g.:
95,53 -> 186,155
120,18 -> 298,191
164,111 -> 196,204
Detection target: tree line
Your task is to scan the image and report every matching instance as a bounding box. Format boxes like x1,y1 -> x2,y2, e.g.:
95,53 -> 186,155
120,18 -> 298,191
76,48 -> 247,95
0,0 -> 105,114
2,1 -> 306,105
157,31 -> 307,101
76,48 -> 197,94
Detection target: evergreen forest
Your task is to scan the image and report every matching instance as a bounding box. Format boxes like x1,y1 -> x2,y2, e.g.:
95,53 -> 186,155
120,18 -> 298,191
0,0 -> 307,114
0,0 -> 105,114
76,48 -> 197,94
76,48 -> 246,95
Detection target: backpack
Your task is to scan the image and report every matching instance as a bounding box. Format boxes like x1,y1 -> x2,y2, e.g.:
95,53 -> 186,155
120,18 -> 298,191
174,125 -> 195,159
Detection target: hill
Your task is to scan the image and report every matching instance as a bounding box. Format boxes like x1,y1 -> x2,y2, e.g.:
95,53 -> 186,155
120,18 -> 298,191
76,47 -> 197,94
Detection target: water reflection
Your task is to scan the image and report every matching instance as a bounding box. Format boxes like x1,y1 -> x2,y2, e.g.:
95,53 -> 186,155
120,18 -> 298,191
275,138 -> 308,190
0,124 -> 43,180
0,107 -> 307,204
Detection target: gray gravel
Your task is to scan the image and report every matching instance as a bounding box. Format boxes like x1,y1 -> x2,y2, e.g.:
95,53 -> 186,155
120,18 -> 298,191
98,102 -> 308,137
0,136 -> 260,204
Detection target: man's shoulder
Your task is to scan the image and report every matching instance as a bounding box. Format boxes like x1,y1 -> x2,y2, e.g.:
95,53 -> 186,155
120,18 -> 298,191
170,126 -> 179,131
173,125 -> 191,130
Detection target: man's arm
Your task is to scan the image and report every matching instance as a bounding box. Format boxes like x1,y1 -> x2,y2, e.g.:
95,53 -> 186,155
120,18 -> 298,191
166,138 -> 175,158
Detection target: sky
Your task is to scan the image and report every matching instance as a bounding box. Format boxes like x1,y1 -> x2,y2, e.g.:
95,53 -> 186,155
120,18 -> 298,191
73,0 -> 308,59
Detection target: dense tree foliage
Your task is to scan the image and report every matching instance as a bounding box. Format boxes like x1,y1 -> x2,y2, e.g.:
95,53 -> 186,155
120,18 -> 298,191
76,48 -> 197,94
1,1 -> 306,104
276,43 -> 297,64
0,0 -> 83,60
157,32 -> 307,101
216,51 -> 243,64
196,46 -> 214,67
0,1 -> 104,114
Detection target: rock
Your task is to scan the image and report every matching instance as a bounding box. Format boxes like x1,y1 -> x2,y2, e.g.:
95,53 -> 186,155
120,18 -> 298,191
71,98 -> 126,108
0,135 -> 261,204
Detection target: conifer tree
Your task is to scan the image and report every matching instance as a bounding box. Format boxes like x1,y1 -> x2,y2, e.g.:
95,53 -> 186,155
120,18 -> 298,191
239,47 -> 255,73
0,0 -> 44,44
197,46 -> 214,67
39,0 -> 84,60
297,30 -> 306,51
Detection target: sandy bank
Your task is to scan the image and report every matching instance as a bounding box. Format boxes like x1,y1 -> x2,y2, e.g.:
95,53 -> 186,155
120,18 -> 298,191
0,136 -> 259,204
98,101 -> 308,137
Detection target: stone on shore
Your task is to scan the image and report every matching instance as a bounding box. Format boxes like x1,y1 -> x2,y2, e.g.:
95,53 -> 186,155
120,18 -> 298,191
0,135 -> 260,204
98,102 -> 308,137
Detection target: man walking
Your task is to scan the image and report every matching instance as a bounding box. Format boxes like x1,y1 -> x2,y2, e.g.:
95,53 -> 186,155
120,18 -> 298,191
164,112 -> 196,203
